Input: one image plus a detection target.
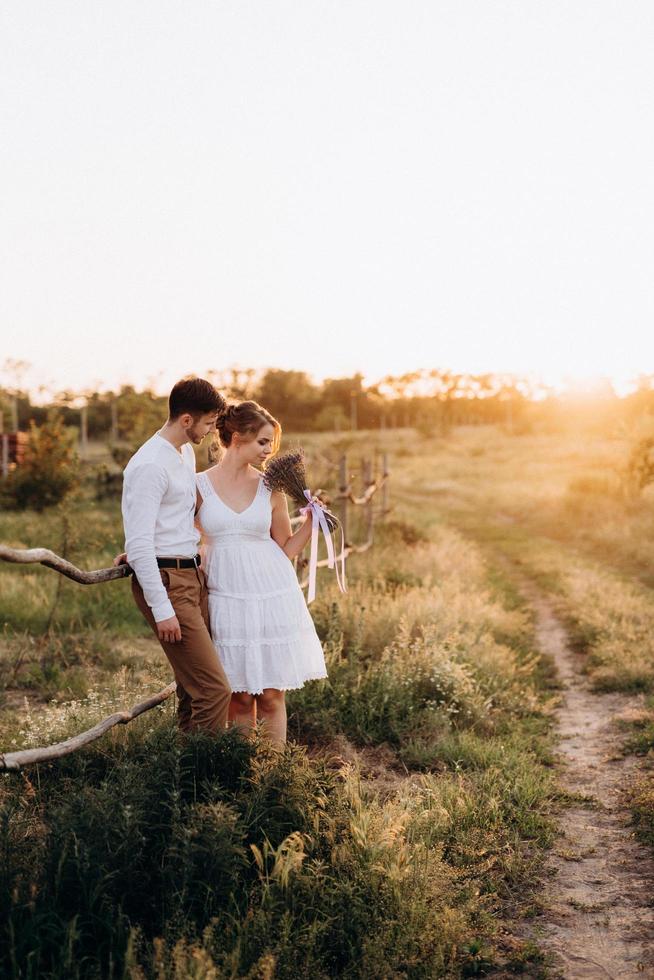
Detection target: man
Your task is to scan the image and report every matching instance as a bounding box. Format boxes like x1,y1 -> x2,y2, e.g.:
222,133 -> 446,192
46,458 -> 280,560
119,377 -> 231,732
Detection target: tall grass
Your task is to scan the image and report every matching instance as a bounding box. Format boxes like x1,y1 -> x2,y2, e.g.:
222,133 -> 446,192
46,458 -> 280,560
0,437 -> 562,977
290,524 -> 542,764
407,426 -> 654,870
1,716 -> 549,979
0,498 -> 144,635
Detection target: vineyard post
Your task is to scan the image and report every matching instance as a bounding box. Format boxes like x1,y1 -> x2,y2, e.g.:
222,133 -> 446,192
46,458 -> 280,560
1,434 -> 8,479
364,458 -> 374,541
80,404 -> 88,456
110,400 -> 118,442
382,453 -> 389,513
339,453 -> 349,546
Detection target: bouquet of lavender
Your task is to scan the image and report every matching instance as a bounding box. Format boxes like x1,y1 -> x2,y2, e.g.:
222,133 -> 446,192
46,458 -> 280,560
262,449 -> 340,532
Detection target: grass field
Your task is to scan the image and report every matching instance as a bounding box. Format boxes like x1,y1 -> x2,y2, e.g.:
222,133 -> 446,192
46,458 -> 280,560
1,425 -> 654,977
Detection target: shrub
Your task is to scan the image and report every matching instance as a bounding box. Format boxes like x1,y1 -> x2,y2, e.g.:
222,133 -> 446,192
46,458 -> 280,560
624,435 -> 654,496
376,518 -> 428,547
4,411 -> 79,511
94,463 -> 123,500
0,723 -> 475,979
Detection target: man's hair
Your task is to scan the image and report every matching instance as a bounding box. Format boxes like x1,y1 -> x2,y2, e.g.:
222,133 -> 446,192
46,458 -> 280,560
168,378 -> 226,420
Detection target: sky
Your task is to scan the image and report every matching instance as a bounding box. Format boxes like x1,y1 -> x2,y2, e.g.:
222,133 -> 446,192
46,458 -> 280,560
2,1 -> 654,397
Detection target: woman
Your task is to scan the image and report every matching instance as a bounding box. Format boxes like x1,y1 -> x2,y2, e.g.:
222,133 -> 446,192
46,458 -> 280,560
195,400 -> 327,744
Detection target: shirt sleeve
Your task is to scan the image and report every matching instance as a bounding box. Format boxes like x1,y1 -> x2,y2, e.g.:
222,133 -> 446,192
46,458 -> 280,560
123,462 -> 175,622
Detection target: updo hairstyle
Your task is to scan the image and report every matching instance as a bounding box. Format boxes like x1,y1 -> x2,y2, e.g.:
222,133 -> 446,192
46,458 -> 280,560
214,400 -> 281,457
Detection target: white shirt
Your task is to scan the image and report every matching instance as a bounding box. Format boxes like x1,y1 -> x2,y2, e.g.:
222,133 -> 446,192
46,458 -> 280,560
122,433 -> 200,622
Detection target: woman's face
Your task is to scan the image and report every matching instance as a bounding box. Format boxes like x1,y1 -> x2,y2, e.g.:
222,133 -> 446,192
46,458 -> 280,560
235,422 -> 275,466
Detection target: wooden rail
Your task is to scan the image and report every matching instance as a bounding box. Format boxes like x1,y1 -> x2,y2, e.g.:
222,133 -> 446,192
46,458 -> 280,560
292,451 -> 390,580
0,684 -> 176,771
0,546 -> 132,584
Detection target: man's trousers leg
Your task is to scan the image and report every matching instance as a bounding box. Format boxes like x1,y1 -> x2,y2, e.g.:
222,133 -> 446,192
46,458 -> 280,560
131,566 -> 231,733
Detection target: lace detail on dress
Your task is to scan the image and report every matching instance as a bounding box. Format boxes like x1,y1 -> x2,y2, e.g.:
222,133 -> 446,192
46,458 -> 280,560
196,470 -> 213,504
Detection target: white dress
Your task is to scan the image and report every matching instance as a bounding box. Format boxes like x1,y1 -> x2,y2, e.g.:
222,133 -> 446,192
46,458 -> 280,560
196,470 -> 328,695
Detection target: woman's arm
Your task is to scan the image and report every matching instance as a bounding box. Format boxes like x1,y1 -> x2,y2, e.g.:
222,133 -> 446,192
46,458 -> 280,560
270,490 -> 314,560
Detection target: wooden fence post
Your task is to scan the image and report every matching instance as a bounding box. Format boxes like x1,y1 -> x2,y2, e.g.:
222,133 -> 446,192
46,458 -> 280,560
364,458 -> 374,542
339,453 -> 349,546
1,434 -> 8,479
80,404 -> 88,456
382,453 -> 389,514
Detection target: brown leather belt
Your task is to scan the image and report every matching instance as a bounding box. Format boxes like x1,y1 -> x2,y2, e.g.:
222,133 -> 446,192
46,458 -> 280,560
156,555 -> 201,569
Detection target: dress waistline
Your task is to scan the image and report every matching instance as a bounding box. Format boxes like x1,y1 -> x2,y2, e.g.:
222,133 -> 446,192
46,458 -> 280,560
203,533 -> 271,543
208,585 -> 298,599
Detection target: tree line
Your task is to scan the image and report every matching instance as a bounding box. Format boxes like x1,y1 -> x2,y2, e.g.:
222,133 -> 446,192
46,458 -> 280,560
3,367 -> 654,443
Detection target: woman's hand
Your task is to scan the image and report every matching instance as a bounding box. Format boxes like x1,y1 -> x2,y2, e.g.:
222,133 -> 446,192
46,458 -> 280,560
302,495 -> 325,519
113,552 -> 128,566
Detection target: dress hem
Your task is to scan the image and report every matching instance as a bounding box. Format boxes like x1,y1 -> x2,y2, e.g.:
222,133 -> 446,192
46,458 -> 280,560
229,671 -> 328,696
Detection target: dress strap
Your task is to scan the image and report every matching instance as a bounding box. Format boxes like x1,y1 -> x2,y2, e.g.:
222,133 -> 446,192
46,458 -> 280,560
258,473 -> 271,497
196,471 -> 214,500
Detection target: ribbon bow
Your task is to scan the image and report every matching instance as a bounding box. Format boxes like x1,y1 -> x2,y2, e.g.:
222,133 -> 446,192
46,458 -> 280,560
300,489 -> 347,603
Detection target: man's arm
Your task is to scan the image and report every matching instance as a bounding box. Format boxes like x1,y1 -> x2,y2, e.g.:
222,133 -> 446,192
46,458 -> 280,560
123,462 -> 177,627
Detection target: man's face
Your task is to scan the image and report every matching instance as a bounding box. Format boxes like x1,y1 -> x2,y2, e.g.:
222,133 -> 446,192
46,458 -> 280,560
185,412 -> 219,445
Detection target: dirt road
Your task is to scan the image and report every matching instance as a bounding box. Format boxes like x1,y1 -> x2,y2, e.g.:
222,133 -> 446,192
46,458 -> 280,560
525,583 -> 654,978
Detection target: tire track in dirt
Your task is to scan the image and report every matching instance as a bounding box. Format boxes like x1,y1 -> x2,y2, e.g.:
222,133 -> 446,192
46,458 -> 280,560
523,581 -> 654,979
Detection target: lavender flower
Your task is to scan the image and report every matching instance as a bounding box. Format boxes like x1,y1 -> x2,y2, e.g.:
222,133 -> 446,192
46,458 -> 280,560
263,449 -> 340,532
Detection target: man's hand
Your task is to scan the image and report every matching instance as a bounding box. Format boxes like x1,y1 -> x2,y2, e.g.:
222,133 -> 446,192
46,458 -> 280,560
113,552 -> 128,566
157,615 -> 182,644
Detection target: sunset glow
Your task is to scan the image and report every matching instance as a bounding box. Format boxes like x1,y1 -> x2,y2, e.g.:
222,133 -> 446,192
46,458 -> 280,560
2,2 -> 653,398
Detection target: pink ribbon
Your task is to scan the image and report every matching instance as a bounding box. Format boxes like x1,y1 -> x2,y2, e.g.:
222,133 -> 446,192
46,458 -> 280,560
300,489 -> 347,603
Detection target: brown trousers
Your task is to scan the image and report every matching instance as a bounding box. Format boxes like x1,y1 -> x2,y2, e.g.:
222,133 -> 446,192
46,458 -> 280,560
132,565 -> 231,733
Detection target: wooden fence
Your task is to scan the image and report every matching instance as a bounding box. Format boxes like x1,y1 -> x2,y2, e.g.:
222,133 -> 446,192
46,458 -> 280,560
292,452 -> 390,583
0,452 -> 390,770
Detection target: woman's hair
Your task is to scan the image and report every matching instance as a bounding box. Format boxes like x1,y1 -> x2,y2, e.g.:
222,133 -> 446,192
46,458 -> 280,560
214,400 -> 281,457
169,377 -> 225,420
